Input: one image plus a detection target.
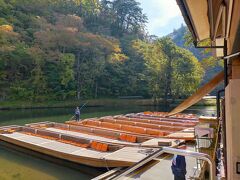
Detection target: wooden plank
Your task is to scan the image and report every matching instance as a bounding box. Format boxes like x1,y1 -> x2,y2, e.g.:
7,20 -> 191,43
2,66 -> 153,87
103,147 -> 153,162
166,132 -> 195,140
169,71 -> 224,116
232,58 -> 240,79
228,0 -> 240,53
198,116 -> 218,127
127,114 -> 198,122
141,138 -> 184,147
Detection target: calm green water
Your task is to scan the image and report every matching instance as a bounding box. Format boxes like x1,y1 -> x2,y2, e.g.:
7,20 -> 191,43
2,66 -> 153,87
0,105 -> 216,180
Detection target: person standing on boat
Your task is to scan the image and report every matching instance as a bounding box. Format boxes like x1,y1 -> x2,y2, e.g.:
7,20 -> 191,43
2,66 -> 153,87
171,145 -> 187,180
75,107 -> 80,121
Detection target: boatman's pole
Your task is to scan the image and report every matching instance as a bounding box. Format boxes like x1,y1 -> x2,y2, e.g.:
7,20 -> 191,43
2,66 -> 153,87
80,101 -> 88,111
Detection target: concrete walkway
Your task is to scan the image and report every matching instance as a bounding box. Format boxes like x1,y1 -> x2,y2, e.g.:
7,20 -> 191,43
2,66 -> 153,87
119,146 -> 198,180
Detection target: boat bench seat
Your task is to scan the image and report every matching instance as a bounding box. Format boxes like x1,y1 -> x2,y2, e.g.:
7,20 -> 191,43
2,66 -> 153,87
54,123 -> 70,130
92,129 -> 118,139
69,125 -> 93,134
84,120 -> 101,127
146,129 -> 165,136
22,127 -> 60,139
115,120 -> 134,126
121,125 -> 146,134
91,141 -> 108,152
119,133 -> 137,143
59,139 -> 89,148
37,129 -> 60,139
101,122 -> 121,130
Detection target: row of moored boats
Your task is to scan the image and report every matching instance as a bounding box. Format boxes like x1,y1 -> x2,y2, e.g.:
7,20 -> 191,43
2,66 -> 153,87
0,112 -> 199,168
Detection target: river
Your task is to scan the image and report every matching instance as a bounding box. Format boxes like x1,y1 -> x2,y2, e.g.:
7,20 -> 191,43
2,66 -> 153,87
0,105 -> 216,180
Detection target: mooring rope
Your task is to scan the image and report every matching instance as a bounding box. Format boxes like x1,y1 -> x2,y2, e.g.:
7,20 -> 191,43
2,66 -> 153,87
102,157 -> 110,171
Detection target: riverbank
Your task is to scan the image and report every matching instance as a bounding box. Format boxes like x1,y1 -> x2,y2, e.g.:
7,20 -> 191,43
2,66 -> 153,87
0,98 -> 216,110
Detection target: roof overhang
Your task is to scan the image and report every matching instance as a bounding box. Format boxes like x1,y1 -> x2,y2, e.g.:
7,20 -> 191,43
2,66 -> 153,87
176,0 -> 240,56
181,0 -> 210,41
177,0 -> 207,41
176,0 -> 232,42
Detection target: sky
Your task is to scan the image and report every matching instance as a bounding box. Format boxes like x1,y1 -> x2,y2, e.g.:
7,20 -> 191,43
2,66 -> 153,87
137,0 -> 185,37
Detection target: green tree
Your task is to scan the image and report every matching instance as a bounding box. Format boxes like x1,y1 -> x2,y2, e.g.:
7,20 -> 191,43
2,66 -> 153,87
34,14 -> 126,99
0,0 -> 205,103
133,37 -> 204,104
28,47 -> 48,101
100,0 -> 147,37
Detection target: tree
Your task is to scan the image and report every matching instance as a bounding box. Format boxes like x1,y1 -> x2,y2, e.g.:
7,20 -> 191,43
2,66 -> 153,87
0,0 -> 204,103
28,47 -> 48,100
133,37 -> 204,104
133,39 -> 166,103
100,0 -> 147,37
182,27 -> 223,94
34,14 -> 126,99
0,25 -> 19,52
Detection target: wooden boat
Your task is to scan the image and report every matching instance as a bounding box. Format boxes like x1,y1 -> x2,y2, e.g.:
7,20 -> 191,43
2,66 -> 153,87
0,125 -> 158,168
112,115 -> 195,128
139,111 -> 198,120
26,122 -> 184,148
166,129 -> 195,140
81,119 -> 169,136
66,120 -> 169,138
126,113 -> 199,123
66,116 -> 197,140
99,117 -> 185,131
28,113 -> 197,141
28,121 -> 151,143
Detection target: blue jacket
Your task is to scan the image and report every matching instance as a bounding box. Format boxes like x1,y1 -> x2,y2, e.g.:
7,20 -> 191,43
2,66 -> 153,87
171,155 -> 187,176
75,109 -> 80,115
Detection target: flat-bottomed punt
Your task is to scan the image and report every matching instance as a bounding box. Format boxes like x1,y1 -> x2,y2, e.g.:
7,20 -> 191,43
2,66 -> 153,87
0,126 -> 156,167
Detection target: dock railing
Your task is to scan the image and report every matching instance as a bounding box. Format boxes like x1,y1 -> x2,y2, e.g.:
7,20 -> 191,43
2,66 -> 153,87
107,147 -> 216,180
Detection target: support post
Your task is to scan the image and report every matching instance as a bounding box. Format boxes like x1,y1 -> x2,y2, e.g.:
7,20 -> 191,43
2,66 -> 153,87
216,89 -> 225,119
224,39 -> 228,87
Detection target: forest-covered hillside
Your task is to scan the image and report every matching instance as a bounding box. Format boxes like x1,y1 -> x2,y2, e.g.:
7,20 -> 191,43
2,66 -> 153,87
169,25 -> 223,88
0,0 -> 207,102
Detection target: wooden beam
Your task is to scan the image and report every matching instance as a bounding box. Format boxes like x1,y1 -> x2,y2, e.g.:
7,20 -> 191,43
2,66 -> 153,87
232,58 -> 240,79
168,71 -> 224,116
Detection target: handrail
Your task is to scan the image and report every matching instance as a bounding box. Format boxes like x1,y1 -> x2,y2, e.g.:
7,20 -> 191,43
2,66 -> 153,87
162,147 -> 215,180
109,147 -> 215,180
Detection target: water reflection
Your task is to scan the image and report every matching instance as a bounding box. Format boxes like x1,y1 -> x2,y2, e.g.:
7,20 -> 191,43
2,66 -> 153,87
0,145 -> 96,180
0,105 -> 216,180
